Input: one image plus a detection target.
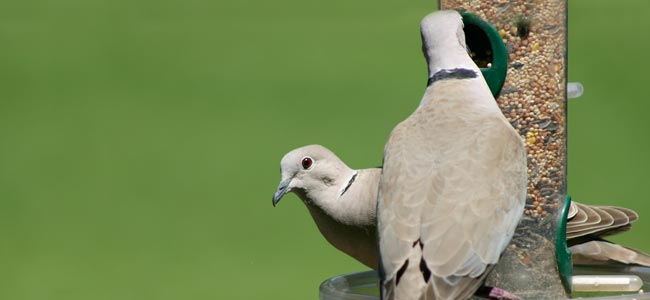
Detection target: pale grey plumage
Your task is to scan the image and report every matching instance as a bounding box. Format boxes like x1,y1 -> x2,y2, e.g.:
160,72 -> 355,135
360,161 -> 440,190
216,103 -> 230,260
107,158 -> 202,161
272,145 -> 380,269
377,10 -> 527,300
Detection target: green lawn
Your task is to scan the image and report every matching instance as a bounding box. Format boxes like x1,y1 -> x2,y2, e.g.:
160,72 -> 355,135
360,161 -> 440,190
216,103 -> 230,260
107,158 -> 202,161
0,0 -> 649,299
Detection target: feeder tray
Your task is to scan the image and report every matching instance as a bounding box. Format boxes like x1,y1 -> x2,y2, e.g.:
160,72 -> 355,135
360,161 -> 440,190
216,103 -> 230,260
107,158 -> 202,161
320,264 -> 650,300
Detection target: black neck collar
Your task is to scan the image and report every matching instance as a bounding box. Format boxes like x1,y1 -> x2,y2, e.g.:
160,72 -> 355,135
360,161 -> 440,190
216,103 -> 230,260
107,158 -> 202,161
427,68 -> 478,86
339,172 -> 358,197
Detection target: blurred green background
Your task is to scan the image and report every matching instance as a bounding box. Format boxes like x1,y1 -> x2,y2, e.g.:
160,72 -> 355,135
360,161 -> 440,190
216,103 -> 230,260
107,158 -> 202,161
0,0 -> 648,299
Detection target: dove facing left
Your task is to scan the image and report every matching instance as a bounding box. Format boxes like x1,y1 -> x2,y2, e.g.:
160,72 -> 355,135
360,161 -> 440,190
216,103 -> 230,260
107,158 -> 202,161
272,145 -> 380,269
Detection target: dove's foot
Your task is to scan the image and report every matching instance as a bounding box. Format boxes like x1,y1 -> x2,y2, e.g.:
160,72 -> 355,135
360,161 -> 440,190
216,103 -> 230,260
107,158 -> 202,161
475,286 -> 522,300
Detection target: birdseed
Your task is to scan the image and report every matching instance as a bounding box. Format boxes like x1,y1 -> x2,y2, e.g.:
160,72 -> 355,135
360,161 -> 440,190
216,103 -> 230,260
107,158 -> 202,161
439,0 -> 569,298
441,0 -> 567,222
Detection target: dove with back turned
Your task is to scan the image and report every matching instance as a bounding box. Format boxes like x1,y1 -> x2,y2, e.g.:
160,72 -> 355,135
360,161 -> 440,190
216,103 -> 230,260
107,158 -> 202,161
376,10 -> 527,299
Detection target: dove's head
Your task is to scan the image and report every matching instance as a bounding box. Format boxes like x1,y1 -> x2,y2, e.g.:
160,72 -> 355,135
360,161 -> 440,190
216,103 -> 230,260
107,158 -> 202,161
420,10 -> 476,75
272,145 -> 355,207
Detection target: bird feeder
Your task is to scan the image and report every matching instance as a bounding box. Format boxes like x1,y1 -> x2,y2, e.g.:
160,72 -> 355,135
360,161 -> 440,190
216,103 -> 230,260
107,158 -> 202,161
318,2 -> 650,299
438,0 -> 571,298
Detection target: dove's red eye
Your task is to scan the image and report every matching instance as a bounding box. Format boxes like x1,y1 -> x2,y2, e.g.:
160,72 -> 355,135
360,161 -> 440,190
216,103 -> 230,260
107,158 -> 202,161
301,157 -> 313,169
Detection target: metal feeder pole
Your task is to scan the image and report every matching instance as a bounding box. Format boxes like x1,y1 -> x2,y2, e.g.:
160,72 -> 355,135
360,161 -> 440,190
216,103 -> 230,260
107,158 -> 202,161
439,0 -> 570,299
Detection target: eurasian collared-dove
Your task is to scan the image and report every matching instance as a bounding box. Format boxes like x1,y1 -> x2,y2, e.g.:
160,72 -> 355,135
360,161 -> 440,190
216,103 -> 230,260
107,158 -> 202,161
375,10 -> 527,299
272,145 -> 381,269
272,145 -> 650,271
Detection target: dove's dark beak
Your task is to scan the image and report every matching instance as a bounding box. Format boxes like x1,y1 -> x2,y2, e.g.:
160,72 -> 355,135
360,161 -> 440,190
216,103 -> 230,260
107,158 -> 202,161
272,178 -> 292,207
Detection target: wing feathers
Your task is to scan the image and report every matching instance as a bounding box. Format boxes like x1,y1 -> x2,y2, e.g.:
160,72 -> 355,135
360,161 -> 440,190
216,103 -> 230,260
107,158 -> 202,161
567,203 -> 639,240
379,103 -> 526,299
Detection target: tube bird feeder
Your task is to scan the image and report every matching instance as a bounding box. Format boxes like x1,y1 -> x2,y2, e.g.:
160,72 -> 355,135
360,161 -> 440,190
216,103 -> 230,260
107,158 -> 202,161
438,0 -> 569,298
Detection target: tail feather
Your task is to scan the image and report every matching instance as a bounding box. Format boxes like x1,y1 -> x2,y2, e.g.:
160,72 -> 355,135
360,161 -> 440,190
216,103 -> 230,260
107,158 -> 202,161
570,240 -> 650,267
380,253 -> 492,300
428,270 -> 491,300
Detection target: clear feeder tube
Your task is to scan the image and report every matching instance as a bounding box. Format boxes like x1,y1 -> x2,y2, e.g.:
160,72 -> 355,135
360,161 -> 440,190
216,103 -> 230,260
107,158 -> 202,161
439,0 -> 569,299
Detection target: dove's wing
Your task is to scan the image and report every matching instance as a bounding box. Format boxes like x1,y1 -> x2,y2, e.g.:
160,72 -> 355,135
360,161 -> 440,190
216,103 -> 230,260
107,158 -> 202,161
566,203 -> 649,266
567,203 -> 639,240
378,86 -> 527,300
